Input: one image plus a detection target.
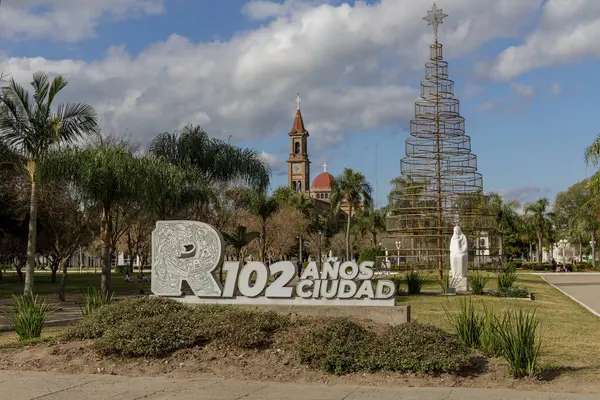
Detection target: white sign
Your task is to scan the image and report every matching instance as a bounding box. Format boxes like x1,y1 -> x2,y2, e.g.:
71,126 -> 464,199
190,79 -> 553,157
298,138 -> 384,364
152,221 -> 396,306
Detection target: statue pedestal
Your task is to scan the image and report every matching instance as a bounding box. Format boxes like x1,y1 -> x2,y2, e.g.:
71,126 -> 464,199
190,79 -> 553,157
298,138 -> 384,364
451,277 -> 468,292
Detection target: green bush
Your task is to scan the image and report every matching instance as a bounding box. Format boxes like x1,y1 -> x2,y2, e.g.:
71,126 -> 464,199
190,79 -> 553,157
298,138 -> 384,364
297,317 -> 374,375
488,286 -> 530,298
68,298 -> 289,357
403,270 -> 428,295
495,309 -> 542,378
94,310 -> 201,357
7,295 -> 54,341
468,273 -> 490,295
77,288 -> 114,317
479,303 -> 501,356
497,270 -> 518,290
115,264 -> 132,275
445,297 -> 482,348
67,297 -> 191,339
374,323 -> 475,374
213,308 -> 289,349
358,246 -> 385,265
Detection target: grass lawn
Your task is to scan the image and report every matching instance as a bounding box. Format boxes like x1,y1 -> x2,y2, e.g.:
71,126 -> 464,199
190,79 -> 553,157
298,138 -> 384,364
0,272 -> 149,298
397,274 -> 600,379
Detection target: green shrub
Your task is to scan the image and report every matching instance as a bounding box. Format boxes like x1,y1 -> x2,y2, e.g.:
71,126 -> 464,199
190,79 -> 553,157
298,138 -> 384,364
488,286 -> 530,298
468,273 -> 490,295
7,295 -> 54,341
438,271 -> 462,292
68,298 -> 289,357
358,246 -> 385,265
115,264 -> 132,275
497,270 -> 518,290
403,270 -> 428,295
212,308 -> 289,349
94,310 -> 201,357
374,323 -> 475,374
67,297 -> 190,339
297,317 -> 374,375
479,303 -> 501,356
445,297 -> 482,348
495,309 -> 542,378
77,287 -> 114,317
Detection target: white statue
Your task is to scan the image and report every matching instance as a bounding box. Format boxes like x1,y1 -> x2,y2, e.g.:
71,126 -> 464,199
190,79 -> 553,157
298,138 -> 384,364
449,225 -> 468,279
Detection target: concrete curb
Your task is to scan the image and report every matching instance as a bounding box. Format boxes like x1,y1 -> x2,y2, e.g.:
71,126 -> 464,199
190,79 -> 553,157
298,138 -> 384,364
540,276 -> 600,319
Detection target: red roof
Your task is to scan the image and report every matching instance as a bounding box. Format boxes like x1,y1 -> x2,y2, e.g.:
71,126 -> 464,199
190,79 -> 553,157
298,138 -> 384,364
289,109 -> 308,136
312,172 -> 335,190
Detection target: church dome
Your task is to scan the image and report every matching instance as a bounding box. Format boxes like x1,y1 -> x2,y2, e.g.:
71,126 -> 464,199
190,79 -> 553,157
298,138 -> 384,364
312,172 -> 335,190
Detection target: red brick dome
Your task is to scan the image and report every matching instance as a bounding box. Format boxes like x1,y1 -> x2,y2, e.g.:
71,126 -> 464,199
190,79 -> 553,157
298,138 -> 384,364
312,172 -> 334,190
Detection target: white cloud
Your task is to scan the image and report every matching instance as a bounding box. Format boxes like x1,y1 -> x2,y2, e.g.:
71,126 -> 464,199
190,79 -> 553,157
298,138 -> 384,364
496,186 -> 552,212
510,82 -> 534,99
476,101 -> 499,112
0,0 -> 543,146
490,0 -> 600,80
551,82 -> 562,95
463,83 -> 483,97
0,0 -> 165,42
261,151 -> 286,175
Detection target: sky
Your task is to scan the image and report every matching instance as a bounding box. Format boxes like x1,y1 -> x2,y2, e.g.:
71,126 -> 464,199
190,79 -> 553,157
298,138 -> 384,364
1,0 -> 599,208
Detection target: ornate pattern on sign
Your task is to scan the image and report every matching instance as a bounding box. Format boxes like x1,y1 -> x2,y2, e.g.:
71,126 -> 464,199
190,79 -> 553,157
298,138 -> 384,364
151,220 -> 223,297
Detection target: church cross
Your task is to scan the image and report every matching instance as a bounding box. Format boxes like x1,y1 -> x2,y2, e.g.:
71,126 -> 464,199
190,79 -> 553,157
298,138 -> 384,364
296,93 -> 302,110
322,162 -> 328,173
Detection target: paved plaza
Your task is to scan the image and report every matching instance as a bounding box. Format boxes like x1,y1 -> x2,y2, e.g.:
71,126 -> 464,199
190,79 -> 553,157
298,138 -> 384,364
540,273 -> 600,317
1,370 -> 598,400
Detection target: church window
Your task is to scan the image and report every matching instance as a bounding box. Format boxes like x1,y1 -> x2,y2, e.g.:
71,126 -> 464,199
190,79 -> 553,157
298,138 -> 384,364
325,193 -> 328,199
294,142 -> 300,154
292,181 -> 297,191
298,181 -> 302,192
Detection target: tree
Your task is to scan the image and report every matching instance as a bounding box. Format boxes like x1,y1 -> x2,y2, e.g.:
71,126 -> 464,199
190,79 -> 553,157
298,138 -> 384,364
149,124 -> 270,190
43,142 -> 137,295
248,190 -> 280,262
0,72 -> 98,295
222,226 -> 260,283
524,198 -> 551,264
330,168 -> 373,261
356,207 -> 387,246
487,193 -> 519,265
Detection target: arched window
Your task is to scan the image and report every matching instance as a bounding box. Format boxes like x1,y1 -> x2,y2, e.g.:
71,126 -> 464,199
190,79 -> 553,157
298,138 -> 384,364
325,193 -> 329,199
298,181 -> 302,192
294,142 -> 300,154
292,181 -> 297,191
317,193 -> 321,199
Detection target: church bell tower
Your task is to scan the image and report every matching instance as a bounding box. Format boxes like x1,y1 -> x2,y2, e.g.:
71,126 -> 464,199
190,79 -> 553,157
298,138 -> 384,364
287,94 -> 310,194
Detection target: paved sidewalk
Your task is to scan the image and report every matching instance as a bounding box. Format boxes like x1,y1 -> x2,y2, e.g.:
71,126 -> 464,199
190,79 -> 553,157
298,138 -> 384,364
541,273 -> 600,317
0,370 -> 597,400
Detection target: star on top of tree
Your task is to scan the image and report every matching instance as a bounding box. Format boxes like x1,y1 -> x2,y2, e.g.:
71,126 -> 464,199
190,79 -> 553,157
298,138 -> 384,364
423,3 -> 448,42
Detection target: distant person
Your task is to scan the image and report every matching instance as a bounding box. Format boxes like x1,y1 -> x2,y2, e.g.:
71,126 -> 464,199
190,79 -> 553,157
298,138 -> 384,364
125,273 -> 132,284
296,260 -> 303,276
552,259 -> 557,272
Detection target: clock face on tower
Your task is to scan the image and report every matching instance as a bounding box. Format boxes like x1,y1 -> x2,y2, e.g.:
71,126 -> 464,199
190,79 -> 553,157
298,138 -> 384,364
293,164 -> 301,173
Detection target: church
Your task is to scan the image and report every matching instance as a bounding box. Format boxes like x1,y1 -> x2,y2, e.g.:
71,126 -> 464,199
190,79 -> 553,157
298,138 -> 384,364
285,94 -> 357,217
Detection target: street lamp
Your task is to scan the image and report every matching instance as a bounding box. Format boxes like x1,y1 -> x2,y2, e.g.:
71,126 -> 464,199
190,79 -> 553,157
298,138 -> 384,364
318,231 -> 323,268
558,239 -> 568,270
590,239 -> 596,269
395,241 -> 401,267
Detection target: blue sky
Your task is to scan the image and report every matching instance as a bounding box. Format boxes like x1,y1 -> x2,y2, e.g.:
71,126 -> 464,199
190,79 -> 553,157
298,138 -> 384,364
1,0 -> 599,208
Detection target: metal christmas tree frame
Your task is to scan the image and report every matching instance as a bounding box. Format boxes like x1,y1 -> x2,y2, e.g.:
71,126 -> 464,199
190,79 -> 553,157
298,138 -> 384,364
386,3 -> 497,278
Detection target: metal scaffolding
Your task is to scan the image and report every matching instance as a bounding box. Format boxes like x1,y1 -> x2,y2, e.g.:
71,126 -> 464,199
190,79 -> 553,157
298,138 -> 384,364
385,4 -> 497,279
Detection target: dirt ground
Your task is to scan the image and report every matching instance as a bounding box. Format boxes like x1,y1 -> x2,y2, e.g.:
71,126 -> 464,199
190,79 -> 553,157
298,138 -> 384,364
1,332 -> 600,396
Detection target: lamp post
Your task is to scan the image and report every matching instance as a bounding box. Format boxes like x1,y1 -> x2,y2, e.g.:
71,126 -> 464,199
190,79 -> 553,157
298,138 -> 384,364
558,239 -> 568,270
297,236 -> 303,264
395,241 -> 401,267
590,239 -> 596,269
318,231 -> 322,268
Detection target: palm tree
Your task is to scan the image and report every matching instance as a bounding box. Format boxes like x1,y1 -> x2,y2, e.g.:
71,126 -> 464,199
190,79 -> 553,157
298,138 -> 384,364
248,190 -> 280,262
222,225 -> 260,283
149,125 -> 270,190
524,198 -> 551,264
43,142 -> 137,294
487,193 -> 519,265
357,207 -> 387,246
0,72 -> 98,295
331,168 -> 373,261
